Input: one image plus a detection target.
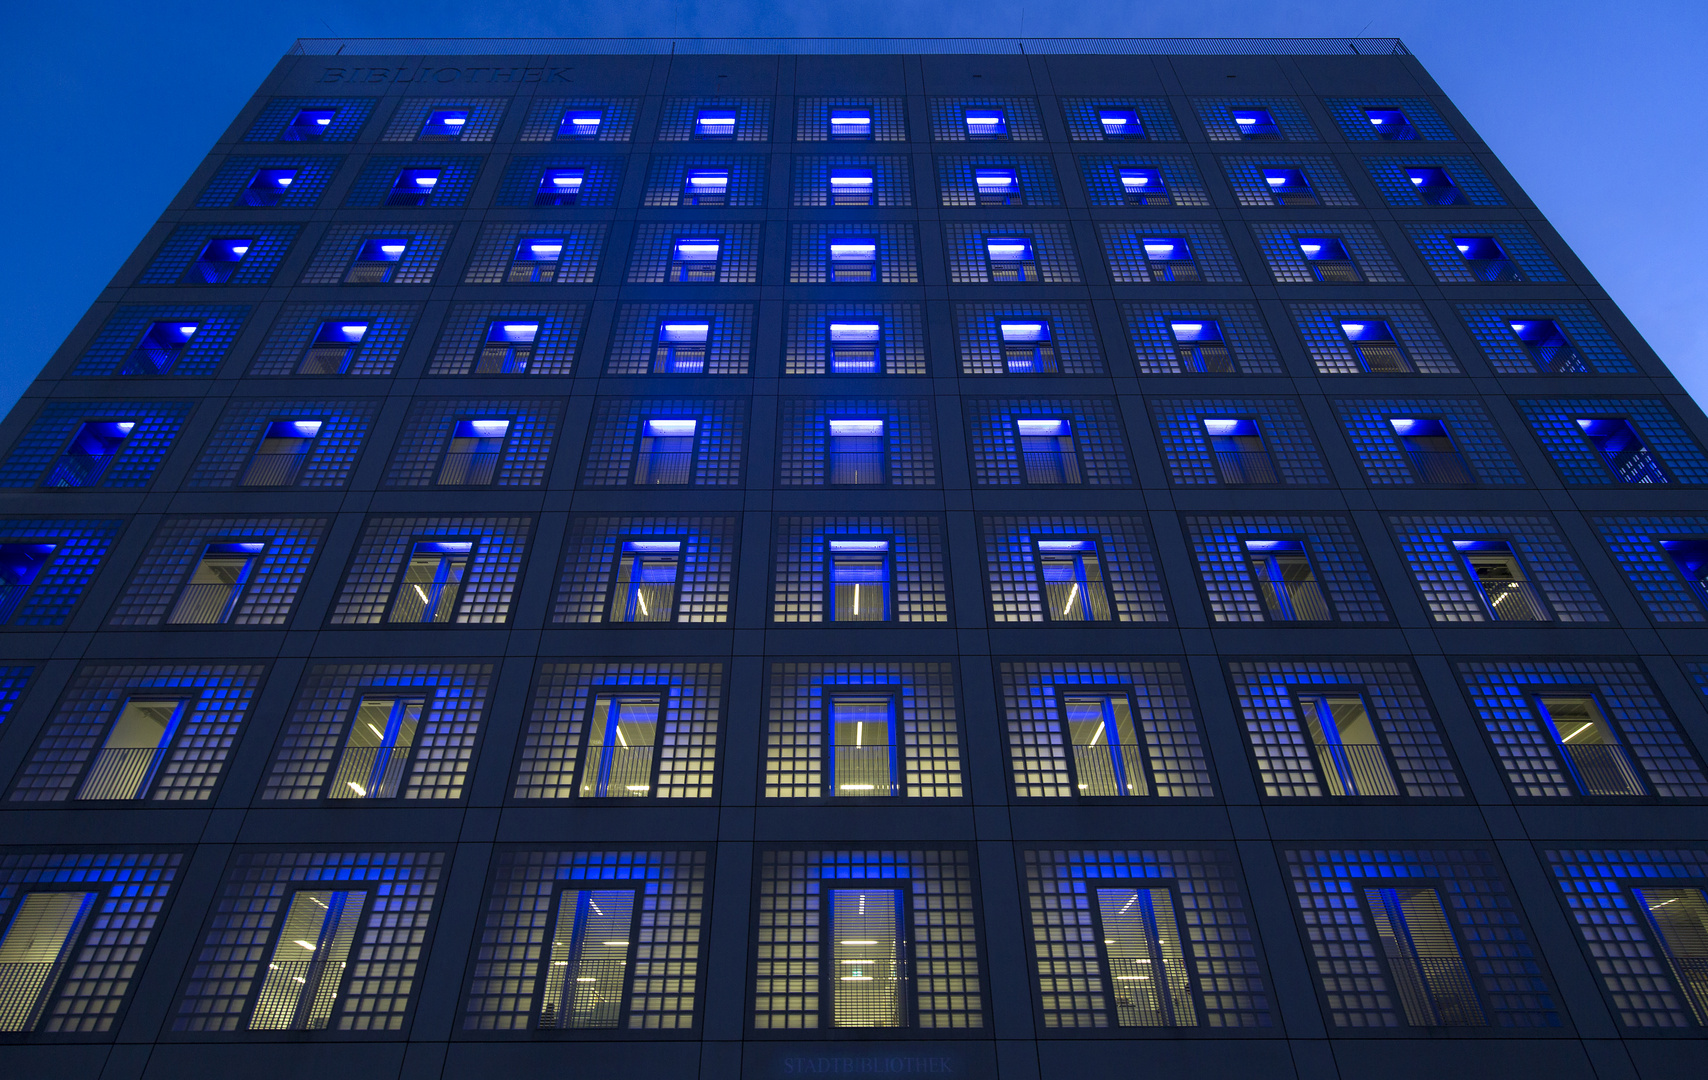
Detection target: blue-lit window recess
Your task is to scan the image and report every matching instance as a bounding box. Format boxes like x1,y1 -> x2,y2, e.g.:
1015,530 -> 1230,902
1339,320 -> 1411,373
1298,693 -> 1399,797
284,107 -> 336,141
477,320 -> 538,374
122,320 -> 199,375
1017,418 -> 1082,484
297,320 -> 368,375
558,106 -> 603,140
1509,318 -> 1588,373
1365,107 -> 1417,141
964,106 -> 1008,140
1244,539 -> 1331,621
1660,539 -> 1708,609
540,888 -> 639,1027
578,694 -> 662,799
1631,887 -> 1708,1024
1142,237 -> 1200,282
1203,417 -> 1280,485
329,696 -> 422,799
828,888 -> 906,1027
386,167 -> 441,207
1062,693 -> 1146,795
1389,417 -> 1475,484
668,237 -> 721,282
1098,108 -> 1145,140
1452,235 -> 1524,281
829,321 -> 882,373
829,539 -> 891,622
75,697 -> 187,800
1233,107 -> 1281,140
344,237 -> 407,283
1119,167 -> 1169,206
166,541 -> 263,624
44,421 -> 133,487
1576,417 -> 1670,484
828,419 -> 886,485
419,109 -> 469,141
241,419 -> 321,487
1452,540 -> 1551,621
1407,166 -> 1466,205
610,540 -> 682,622
1264,167 -> 1319,206
830,696 -> 898,797
184,236 -> 251,284
1000,320 -> 1056,373
509,237 -> 564,283
1298,236 -> 1360,282
437,418 -> 509,485
830,106 -> 873,141
681,167 -> 729,206
249,889 -> 367,1030
1363,887 -> 1487,1025
829,165 -> 875,206
654,321 -> 709,373
535,167 -> 585,206
830,238 -> 878,283
1094,886 -> 1196,1024
976,167 -> 1022,206
390,540 -> 472,623
1171,321 -> 1234,373
0,542 -> 55,624
985,236 -> 1038,282
1535,694 -> 1647,797
694,107 -> 737,140
240,167 -> 298,207
635,418 -> 697,485
1037,540 -> 1111,622
0,891 -> 98,1031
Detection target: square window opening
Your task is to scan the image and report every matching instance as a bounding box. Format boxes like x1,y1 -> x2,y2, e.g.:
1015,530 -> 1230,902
1233,107 -> 1281,140
964,107 -> 1008,140
975,167 -> 1022,206
328,695 -> 423,799
1143,237 -> 1200,282
985,236 -> 1038,282
386,167 -> 440,207
0,542 -> 57,624
284,108 -> 337,141
829,238 -> 878,283
1119,167 -> 1169,206
1365,108 -> 1416,140
1509,319 -> 1588,374
1263,167 -> 1318,206
1243,538 -> 1331,621
694,108 -> 737,140
1170,320 -> 1234,373
438,418 -> 510,485
241,167 -> 299,207
44,420 -> 134,488
420,109 -> 469,141
1576,417 -> 1669,484
558,108 -> 603,140
298,320 -> 369,375
1451,539 -> 1550,621
389,539 -> 473,623
1098,109 -> 1145,140
76,697 -> 189,801
1388,416 -> 1474,484
654,321 -> 710,374
669,237 -> 721,283
1000,320 -> 1056,374
829,538 -> 891,622
829,321 -> 882,374
124,320 -> 200,376
1016,418 -> 1082,484
635,418 -> 697,485
1203,416 -> 1279,484
510,237 -> 565,283
241,418 -> 322,487
536,168 -> 586,206
830,107 -> 873,140
185,237 -> 253,284
1297,236 -> 1360,282
345,237 -> 408,284
829,165 -> 875,206
1339,320 -> 1411,373
1037,539 -> 1112,622
477,320 -> 539,374
1453,236 -> 1524,282
166,540 -> 264,625
610,539 -> 683,623
681,168 -> 729,206
828,418 -> 886,485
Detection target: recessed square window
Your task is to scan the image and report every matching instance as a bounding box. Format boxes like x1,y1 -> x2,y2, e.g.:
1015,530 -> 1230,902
187,237 -> 252,284
1233,107 -> 1280,139
654,321 -> 710,373
964,107 -> 1007,139
1509,319 -> 1586,374
536,168 -> 585,206
285,108 -> 337,141
1142,237 -> 1200,282
297,320 -> 369,375
421,109 -> 469,140
559,107 -> 603,139
695,108 -> 737,139
1263,167 -> 1317,206
975,167 -> 1021,205
1406,166 -> 1464,205
44,421 -> 134,488
387,168 -> 441,207
1000,321 -> 1055,374
477,320 -> 539,374
242,167 -> 298,206
637,419 -> 698,484
829,239 -> 878,283
346,238 -> 408,283
510,238 -> 564,283
1119,167 -> 1169,206
985,236 -> 1037,281
830,106 -> 873,139
829,321 -> 882,374
1098,108 -> 1144,139
124,321 -> 200,375
1339,320 -> 1410,373
1453,236 -> 1523,281
669,237 -> 721,282
1364,108 -> 1416,140
829,166 -> 875,206
682,168 -> 729,206
1297,236 -> 1359,282
1170,320 -> 1233,373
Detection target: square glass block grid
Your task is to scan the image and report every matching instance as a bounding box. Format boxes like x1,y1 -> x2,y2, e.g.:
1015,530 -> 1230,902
519,97 -> 641,141
1281,847 -> 1561,1029
246,302 -> 421,377
1387,514 -> 1607,624
299,223 -> 454,286
1095,223 -> 1244,284
1516,397 -> 1708,485
980,515 -> 1168,623
936,155 -> 1063,207
243,96 -> 375,142
1228,659 -> 1462,798
627,223 -> 762,284
1332,397 -> 1528,486
1404,223 -> 1567,283
795,97 -> 908,141
580,398 -> 746,487
1592,515 -> 1708,623
381,97 -> 507,141
1456,303 -> 1637,375
1123,302 -> 1284,376
494,155 -> 625,207
428,302 -> 587,376
512,662 -> 722,800
343,155 -> 483,207
72,305 -> 248,378
1289,302 -> 1460,376
784,304 -> 927,376
1021,847 -> 1268,1029
1185,514 -> 1390,623
752,848 -> 984,1031
656,97 -> 772,141
1218,156 -> 1360,207
967,398 -> 1134,486
184,397 -> 380,488
1325,97 -> 1458,141
788,224 -> 920,284
791,155 -> 913,207
463,849 -> 710,1031
463,222 -> 608,286
642,155 -> 767,207
1541,847 -> 1708,1029
1361,155 -> 1507,207
172,850 -> 443,1032
195,156 -> 339,208
259,662 -> 492,801
1059,97 -> 1182,141
956,302 -> 1104,376
0,667 -> 28,722
763,661 -> 962,800
0,851 -> 181,1034
1456,659 -> 1708,799
137,224 -> 298,286
999,660 -> 1210,798
928,96 -> 1044,141
108,515 -> 329,627
1077,155 -> 1210,207
1249,222 -> 1407,284
10,662 -> 263,803
553,515 -> 736,624
382,397 -> 564,488
770,516 -> 948,623
0,400 -> 192,489
607,303 -> 754,375
777,398 -> 938,486
1192,97 -> 1321,141
944,222 -> 1082,284
0,518 -> 119,626
1150,397 -> 1331,486
328,515 -> 531,625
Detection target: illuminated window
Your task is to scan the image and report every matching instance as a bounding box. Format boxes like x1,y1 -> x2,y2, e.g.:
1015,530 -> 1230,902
123,320 -> 199,375
1407,166 -> 1465,205
1035,540 -> 1112,622
509,237 -> 564,283
1452,236 -> 1524,282
694,107 -> 737,140
610,540 -> 682,622
1170,321 -> 1233,373
386,167 -> 440,207
985,236 -> 1038,282
1508,319 -> 1587,374
1119,167 -> 1169,206
558,107 -> 603,140
389,540 -> 472,623
829,696 -> 897,797
329,696 -> 422,799
1233,107 -> 1280,140
420,109 -> 469,141
249,890 -> 367,1030
1660,539 -> 1708,609
185,236 -> 252,284
635,418 -> 697,484
76,698 -> 187,800
830,106 -> 873,140
241,167 -> 298,207
536,167 -> 585,206
1243,539 -> 1331,621
1365,107 -> 1416,140
578,695 -> 661,798
1451,540 -> 1550,621
166,541 -> 264,624
1017,418 -> 1081,484
0,892 -> 98,1032
1142,237 -> 1200,282
1297,236 -> 1359,282
830,888 -> 905,1026
1297,693 -> 1399,796
297,320 -> 368,375
44,421 -> 133,488
681,167 -> 729,206
1535,694 -> 1647,797
1202,418 -> 1278,485
1388,417 -> 1474,484
476,320 -> 538,374
1363,887 -> 1486,1026
829,539 -> 890,622
829,165 -> 875,206
1096,887 -> 1197,1025
975,167 -> 1021,206
438,418 -> 509,485
284,108 -> 336,141
1263,167 -> 1317,206
1576,417 -> 1669,484
668,237 -> 721,282
1098,108 -> 1145,140
540,888 -> 638,1027
964,107 -> 1007,140
1000,321 -> 1055,373
0,543 -> 55,624
344,237 -> 407,283
829,238 -> 878,282
829,321 -> 882,373
1338,320 -> 1410,373
1631,887 -> 1708,1025
828,419 -> 885,484
240,419 -> 321,486
654,321 -> 708,374
1063,693 -> 1147,795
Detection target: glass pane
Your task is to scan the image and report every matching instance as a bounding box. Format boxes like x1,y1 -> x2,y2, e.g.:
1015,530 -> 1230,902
1632,887 -> 1708,1025
1538,696 -> 1646,796
0,892 -> 96,1032
831,889 -> 904,1027
541,889 -> 634,1029
1096,887 -> 1196,1027
613,552 -> 679,622
330,697 -> 422,799
249,890 -> 365,1030
1299,694 -> 1396,797
580,697 -> 659,798
1364,886 -> 1485,1027
831,697 -> 895,796
1065,695 -> 1146,797
77,699 -> 184,800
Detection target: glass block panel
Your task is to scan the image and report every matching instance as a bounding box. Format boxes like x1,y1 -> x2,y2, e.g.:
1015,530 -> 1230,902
1456,303 -> 1635,375
328,515 -> 530,626
1150,397 -> 1330,486
1388,514 -> 1605,624
770,516 -> 947,624
381,97 -> 506,141
244,97 -> 375,142
137,225 -> 298,286
784,304 -> 927,376
0,401 -> 191,489
580,398 -> 746,487
1332,397 -> 1527,485
1185,514 -> 1389,623
928,97 -> 1043,141
108,516 -> 327,627
185,398 -> 378,488
519,97 -> 641,141
1324,97 -> 1457,141
1516,397 -> 1708,485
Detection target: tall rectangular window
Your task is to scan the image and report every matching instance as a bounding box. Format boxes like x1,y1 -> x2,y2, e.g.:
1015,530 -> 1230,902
44,421 -> 133,488
829,239 -> 878,282
76,698 -> 187,800
1339,320 -> 1410,373
964,107 -> 1007,140
1451,540 -> 1550,621
610,540 -> 682,622
1264,167 -> 1318,206
1364,887 -> 1486,1026
1508,319 -> 1587,373
1407,166 -> 1465,205
345,238 -> 407,283
669,237 -> 721,282
827,419 -> 885,485
829,539 -> 890,622
1576,417 -> 1669,484
1000,321 -> 1055,373
830,107 -> 873,140
1660,539 -> 1708,609
389,540 -> 472,623
0,542 -> 55,624
985,236 -> 1038,282
1453,236 -> 1523,282
477,320 -> 538,374
510,237 -> 564,283
285,108 -> 336,141
681,168 -> 729,206
654,322 -> 709,373
1142,238 -> 1200,281
1203,417 -> 1279,485
167,541 -> 264,624
386,167 -> 440,207
241,419 -> 321,486
829,889 -> 906,1027
540,889 -> 637,1027
1631,887 -> 1708,1025
438,419 -> 509,486
1388,417 -> 1474,484
830,696 -> 897,797
1095,887 -> 1195,1025
1298,237 -> 1360,282
1243,539 -> 1331,621
249,890 -> 366,1030
558,107 -> 603,139
1365,108 -> 1416,140
1037,540 -> 1111,622
1535,695 -> 1646,797
695,108 -> 737,140
1099,109 -> 1145,140
1120,167 -> 1169,206
1016,419 -> 1082,484
1297,693 -> 1398,796
329,696 -> 422,799
635,419 -> 697,485
124,320 -> 199,375
579,695 -> 661,798
1233,108 -> 1280,139
829,166 -> 874,206
975,167 -> 1022,206
829,322 -> 881,374
1171,321 -> 1233,373
536,167 -> 585,205
0,891 -> 98,1032
185,237 -> 251,284
1064,693 -> 1147,796
297,320 -> 368,375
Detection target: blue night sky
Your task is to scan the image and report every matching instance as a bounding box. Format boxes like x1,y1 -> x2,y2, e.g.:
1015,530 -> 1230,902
4,1 -> 1704,412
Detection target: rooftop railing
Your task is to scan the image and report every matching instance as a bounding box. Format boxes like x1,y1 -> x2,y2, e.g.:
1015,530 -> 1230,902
290,36 -> 1408,56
